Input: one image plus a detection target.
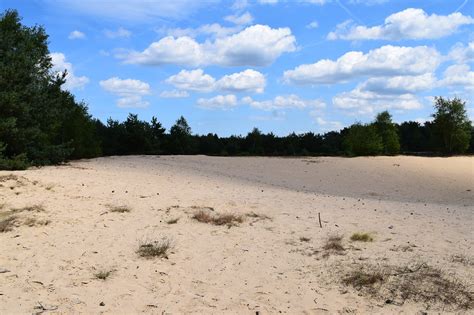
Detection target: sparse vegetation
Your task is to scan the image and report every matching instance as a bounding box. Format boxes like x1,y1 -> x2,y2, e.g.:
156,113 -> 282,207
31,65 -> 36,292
350,232 -> 374,242
0,216 -> 16,232
323,235 -> 345,252
246,212 -> 271,221
166,218 -> 179,224
94,269 -> 113,280
451,254 -> 474,266
108,205 -> 131,213
137,237 -> 172,258
192,210 -> 243,227
299,236 -> 311,242
23,217 -> 50,227
11,205 -> 45,213
341,263 -> 473,310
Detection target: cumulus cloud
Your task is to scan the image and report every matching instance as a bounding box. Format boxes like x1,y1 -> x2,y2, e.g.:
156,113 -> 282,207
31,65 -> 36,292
439,64 -> 474,91
360,73 -> 436,95
68,30 -> 85,39
122,24 -> 296,67
328,8 -> 474,40
333,88 -> 423,115
283,45 -> 440,85
242,94 -> 325,111
104,27 -> 132,38
449,42 -> 474,64
165,69 -> 266,94
197,94 -> 238,110
224,12 -> 253,25
99,77 -> 151,108
50,52 -> 89,90
306,21 -> 319,29
159,90 -> 190,98
312,115 -> 343,131
166,69 -> 216,92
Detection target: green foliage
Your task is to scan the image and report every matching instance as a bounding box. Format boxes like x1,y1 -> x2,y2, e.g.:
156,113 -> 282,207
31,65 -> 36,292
0,9 -> 101,169
343,123 -> 383,156
432,97 -> 471,154
374,111 -> 400,155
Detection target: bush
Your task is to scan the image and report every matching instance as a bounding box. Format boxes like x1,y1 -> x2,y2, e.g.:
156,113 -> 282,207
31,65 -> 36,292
343,124 -> 383,156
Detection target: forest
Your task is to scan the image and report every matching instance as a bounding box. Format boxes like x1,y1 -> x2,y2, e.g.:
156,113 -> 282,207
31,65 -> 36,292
1,9 -> 473,170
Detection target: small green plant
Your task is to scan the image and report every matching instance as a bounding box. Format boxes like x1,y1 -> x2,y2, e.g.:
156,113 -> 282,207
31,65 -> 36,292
350,232 -> 374,242
137,238 -> 172,258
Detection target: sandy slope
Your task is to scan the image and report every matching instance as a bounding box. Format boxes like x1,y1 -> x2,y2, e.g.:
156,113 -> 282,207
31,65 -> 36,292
0,155 -> 473,314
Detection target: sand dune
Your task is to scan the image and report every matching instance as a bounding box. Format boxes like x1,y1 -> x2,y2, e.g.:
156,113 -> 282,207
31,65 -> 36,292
0,156 -> 473,314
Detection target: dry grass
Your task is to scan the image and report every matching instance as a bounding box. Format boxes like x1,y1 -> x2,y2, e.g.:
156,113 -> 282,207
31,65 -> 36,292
23,217 -> 50,227
108,205 -> 131,213
0,216 -> 17,233
94,269 -> 113,280
350,232 -> 374,242
323,235 -> 345,251
192,210 -> 243,227
11,205 -> 45,213
137,237 -> 172,258
166,218 -> 179,224
342,263 -> 473,310
246,212 -> 271,221
0,175 -> 19,182
300,236 -> 311,242
451,254 -> 474,266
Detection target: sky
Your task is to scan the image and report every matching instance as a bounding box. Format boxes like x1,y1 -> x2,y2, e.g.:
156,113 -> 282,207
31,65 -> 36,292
2,0 -> 473,136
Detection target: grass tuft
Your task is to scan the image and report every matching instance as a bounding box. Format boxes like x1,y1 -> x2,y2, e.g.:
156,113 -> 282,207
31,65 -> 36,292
166,218 -> 179,224
94,269 -> 113,280
299,236 -> 311,242
137,238 -> 172,258
108,205 -> 131,213
192,210 -> 243,227
323,234 -> 345,251
350,232 -> 374,242
0,216 -> 17,233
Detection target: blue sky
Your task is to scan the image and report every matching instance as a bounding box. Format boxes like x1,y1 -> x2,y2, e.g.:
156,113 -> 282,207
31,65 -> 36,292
2,0 -> 473,136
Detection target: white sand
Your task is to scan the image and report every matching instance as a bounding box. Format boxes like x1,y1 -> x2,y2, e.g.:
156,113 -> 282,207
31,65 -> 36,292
0,155 -> 473,314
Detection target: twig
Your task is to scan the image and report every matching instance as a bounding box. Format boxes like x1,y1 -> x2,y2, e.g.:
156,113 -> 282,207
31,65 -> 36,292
318,212 -> 322,228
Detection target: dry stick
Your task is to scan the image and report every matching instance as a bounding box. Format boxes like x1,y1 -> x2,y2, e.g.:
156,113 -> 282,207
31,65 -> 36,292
318,212 -> 322,228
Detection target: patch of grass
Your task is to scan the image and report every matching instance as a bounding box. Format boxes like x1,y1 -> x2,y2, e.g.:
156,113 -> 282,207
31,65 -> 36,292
94,269 -> 113,280
23,217 -> 50,227
108,205 -> 131,213
0,216 -> 17,233
350,232 -> 374,242
323,235 -> 345,251
11,205 -> 45,213
192,210 -> 243,227
341,263 -> 473,310
299,236 -> 311,242
0,175 -> 19,182
166,218 -> 179,224
246,212 -> 271,220
137,238 -> 172,258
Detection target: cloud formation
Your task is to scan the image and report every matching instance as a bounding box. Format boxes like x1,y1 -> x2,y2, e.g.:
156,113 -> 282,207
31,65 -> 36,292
197,94 -> 238,110
104,27 -> 132,38
283,45 -> 440,85
99,77 -> 151,108
68,30 -> 85,39
328,8 -> 473,40
242,95 -> 325,110
50,53 -> 89,90
122,24 -> 296,67
165,69 -> 266,94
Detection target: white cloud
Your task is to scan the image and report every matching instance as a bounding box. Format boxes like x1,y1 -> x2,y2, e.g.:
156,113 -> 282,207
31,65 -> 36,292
216,69 -> 265,93
328,8 -> 474,40
166,69 -> 215,92
306,21 -> 319,29
123,24 -> 296,67
348,0 -> 389,5
449,42 -> 474,64
231,0 -> 249,10
99,77 -> 151,108
333,88 -> 423,115
68,30 -> 85,39
159,90 -> 190,98
197,94 -> 238,110
312,115 -> 343,131
440,64 -> 474,91
360,73 -> 436,95
224,12 -> 253,25
242,95 -> 326,111
50,52 -> 89,90
165,69 -> 266,94
283,45 -> 440,85
160,23 -> 242,39
104,27 -> 132,38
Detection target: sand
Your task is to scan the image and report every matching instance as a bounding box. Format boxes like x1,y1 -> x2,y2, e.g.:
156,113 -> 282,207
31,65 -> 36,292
0,155 -> 473,314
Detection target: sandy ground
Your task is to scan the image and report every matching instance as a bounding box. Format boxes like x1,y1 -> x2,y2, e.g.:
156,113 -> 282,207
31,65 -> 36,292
0,155 -> 473,314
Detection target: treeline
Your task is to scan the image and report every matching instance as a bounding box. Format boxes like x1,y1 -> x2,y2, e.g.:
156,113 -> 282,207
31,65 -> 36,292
1,10 -> 473,170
